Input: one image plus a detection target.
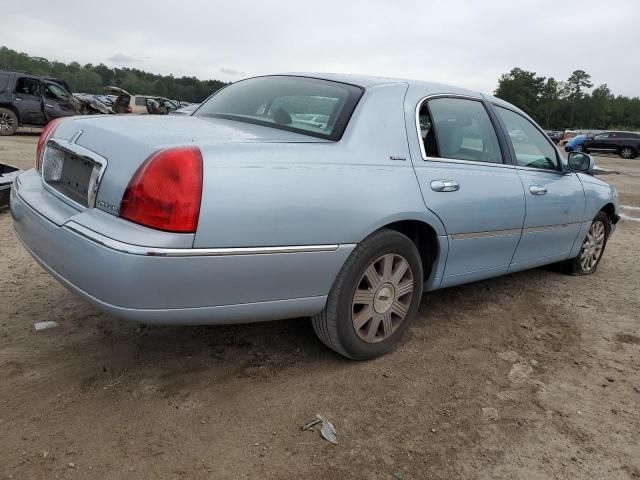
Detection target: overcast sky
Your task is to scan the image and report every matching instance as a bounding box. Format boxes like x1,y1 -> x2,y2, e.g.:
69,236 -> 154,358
2,0 -> 639,96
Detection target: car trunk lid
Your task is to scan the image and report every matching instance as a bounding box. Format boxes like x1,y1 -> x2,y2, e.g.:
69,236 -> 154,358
48,115 -> 328,217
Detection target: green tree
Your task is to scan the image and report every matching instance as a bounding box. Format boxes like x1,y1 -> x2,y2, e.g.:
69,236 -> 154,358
538,78 -> 565,129
495,67 -> 545,118
565,70 -> 593,127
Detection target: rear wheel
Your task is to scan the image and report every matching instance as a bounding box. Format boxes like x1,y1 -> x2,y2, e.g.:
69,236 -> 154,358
0,108 -> 18,136
312,229 -> 424,360
564,212 -> 610,275
575,144 -> 584,152
619,146 -> 637,159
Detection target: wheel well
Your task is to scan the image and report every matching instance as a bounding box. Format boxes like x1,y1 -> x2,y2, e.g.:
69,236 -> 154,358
0,104 -> 19,119
382,220 -> 438,281
600,203 -> 616,223
618,145 -> 636,152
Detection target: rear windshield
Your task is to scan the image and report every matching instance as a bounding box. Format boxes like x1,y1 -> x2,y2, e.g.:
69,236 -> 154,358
195,76 -> 363,140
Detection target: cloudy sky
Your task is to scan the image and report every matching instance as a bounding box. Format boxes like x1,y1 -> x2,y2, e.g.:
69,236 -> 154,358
2,0 -> 639,96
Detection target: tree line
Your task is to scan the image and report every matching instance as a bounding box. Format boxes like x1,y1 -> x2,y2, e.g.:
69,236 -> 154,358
2,46 -> 639,129
0,46 -> 227,103
495,67 -> 640,131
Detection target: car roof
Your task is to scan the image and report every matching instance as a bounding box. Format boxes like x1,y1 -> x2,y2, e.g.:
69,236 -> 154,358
283,72 -> 481,95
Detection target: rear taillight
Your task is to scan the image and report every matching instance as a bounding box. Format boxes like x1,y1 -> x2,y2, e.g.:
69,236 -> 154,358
36,118 -> 64,171
119,147 -> 203,233
125,106 -> 132,113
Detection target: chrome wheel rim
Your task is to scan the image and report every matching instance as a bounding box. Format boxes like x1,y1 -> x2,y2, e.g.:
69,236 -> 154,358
352,253 -> 414,343
0,112 -> 15,134
575,145 -> 583,152
580,221 -> 605,271
621,148 -> 633,158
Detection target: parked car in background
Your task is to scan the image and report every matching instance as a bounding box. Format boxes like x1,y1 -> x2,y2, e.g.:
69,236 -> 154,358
0,70 -> 76,135
169,103 -> 200,115
106,86 -> 180,114
11,74 -> 619,360
508,129 -> 528,142
545,130 -> 562,144
564,134 -> 588,152
582,131 -> 640,159
559,130 -> 578,146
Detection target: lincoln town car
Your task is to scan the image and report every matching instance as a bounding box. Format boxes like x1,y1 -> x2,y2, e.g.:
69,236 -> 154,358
10,74 -> 620,359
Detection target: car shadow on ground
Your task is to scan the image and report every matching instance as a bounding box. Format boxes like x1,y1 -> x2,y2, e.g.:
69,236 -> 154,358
81,266 -> 548,381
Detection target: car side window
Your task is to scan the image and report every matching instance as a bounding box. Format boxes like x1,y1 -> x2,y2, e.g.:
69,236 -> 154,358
135,97 -> 147,106
495,106 -> 560,171
418,98 -> 503,164
594,133 -> 609,139
14,77 -> 41,97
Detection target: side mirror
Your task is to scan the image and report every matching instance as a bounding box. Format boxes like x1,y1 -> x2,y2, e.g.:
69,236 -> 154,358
567,151 -> 594,173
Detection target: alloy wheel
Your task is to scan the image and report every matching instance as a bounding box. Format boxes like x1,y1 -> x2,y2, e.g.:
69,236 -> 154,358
580,221 -> 606,271
620,148 -> 633,159
351,253 -> 414,343
0,112 -> 15,134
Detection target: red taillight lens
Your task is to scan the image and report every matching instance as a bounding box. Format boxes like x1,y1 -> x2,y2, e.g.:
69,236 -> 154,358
119,147 -> 203,233
125,106 -> 132,113
36,118 -> 64,171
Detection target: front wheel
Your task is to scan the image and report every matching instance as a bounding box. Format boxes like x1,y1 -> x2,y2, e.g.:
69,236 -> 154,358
564,212 -> 610,275
312,229 -> 424,360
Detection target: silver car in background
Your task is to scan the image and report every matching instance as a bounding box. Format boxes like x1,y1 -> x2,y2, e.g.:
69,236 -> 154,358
11,74 -> 619,359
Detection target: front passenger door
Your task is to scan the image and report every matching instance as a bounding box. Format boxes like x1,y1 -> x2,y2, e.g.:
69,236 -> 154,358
494,106 -> 585,271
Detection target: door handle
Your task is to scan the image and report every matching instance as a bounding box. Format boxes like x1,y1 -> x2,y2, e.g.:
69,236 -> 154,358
529,185 -> 547,195
430,180 -> 460,192
45,104 -> 54,108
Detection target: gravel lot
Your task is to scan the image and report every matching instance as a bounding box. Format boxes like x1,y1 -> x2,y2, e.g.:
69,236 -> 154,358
1,133 -> 639,479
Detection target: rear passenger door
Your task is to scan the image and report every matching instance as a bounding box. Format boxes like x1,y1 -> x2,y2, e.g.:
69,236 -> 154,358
410,95 -> 525,288
492,105 -> 585,271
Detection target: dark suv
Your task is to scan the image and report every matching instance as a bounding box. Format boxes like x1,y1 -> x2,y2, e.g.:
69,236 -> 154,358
582,131 -> 640,159
0,70 -> 77,135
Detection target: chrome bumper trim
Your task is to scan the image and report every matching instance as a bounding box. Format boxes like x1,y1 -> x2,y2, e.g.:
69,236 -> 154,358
64,222 -> 344,257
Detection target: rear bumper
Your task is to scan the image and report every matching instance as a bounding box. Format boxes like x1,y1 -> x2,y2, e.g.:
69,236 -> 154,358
11,172 -> 354,324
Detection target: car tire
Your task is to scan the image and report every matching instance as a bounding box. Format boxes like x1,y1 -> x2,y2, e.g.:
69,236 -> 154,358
619,146 -> 637,159
312,229 -> 424,360
564,212 -> 611,275
0,108 -> 18,136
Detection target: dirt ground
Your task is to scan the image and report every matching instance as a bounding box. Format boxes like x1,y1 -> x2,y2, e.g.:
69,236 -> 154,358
1,133 -> 639,480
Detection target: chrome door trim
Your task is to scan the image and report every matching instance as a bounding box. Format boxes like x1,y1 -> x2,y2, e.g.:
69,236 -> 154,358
448,222 -> 582,240
449,228 -> 521,240
522,222 -> 582,234
414,94 -> 514,169
64,222 -> 345,257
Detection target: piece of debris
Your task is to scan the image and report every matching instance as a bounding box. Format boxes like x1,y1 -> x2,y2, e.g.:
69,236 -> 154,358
33,321 -> 58,331
302,414 -> 337,445
482,407 -> 499,421
68,462 -> 75,468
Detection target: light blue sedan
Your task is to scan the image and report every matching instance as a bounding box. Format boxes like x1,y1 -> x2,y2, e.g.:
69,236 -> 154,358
11,74 -> 620,359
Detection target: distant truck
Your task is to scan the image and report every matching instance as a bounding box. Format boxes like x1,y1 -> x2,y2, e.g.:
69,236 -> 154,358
0,70 -> 80,136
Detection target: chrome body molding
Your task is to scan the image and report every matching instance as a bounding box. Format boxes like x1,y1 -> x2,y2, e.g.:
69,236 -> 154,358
449,223 -> 583,240
64,221 -> 345,257
449,228 -> 521,240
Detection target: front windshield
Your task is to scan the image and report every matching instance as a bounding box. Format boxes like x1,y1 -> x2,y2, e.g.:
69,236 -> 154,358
195,76 -> 363,140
